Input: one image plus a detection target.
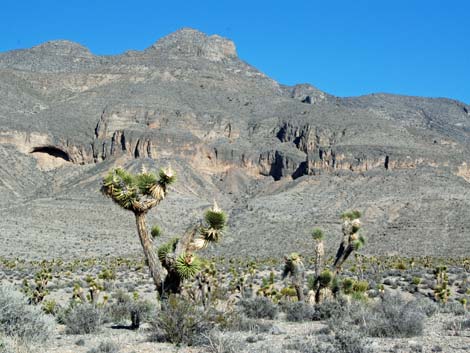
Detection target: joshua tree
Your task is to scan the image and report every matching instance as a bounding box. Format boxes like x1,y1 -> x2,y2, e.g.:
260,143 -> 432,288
312,228 -> 325,278
434,265 -> 451,303
102,166 -> 175,294
333,210 -> 365,273
22,267 -> 52,305
282,252 -> 305,301
102,166 -> 227,296
156,202 -> 227,295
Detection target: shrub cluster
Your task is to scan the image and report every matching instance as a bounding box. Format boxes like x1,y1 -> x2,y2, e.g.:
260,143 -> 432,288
0,286 -> 54,342
62,303 -> 104,334
283,301 -> 317,322
238,297 -> 278,319
360,293 -> 426,338
107,289 -> 156,329
150,295 -> 214,346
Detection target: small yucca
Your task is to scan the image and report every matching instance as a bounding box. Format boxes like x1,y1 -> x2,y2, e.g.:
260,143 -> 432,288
175,253 -> 201,280
312,228 -> 324,241
204,209 -> 227,230
200,201 -> 228,244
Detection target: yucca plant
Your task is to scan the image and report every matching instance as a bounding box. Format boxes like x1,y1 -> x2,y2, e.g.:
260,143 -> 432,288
154,201 -> 228,295
312,269 -> 334,303
199,202 -> 227,246
22,267 -> 52,305
175,253 -> 201,280
312,228 -> 325,278
102,165 -> 176,294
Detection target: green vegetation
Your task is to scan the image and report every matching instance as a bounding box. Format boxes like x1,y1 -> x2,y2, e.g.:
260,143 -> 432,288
102,166 -> 228,296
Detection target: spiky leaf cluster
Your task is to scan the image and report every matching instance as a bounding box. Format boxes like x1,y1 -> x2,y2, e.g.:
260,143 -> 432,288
312,228 -> 325,241
352,280 -> 369,293
341,210 -> 362,220
353,235 -> 366,250
175,253 -> 201,280
200,208 -> 228,244
102,168 -> 138,210
204,210 -> 227,230
317,269 -> 333,288
157,238 -> 179,262
136,172 -> 158,195
159,168 -> 176,186
342,278 -> 354,294
102,167 -> 176,211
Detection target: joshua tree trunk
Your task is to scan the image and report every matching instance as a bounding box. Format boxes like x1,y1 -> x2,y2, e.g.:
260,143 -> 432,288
293,278 -> 304,302
135,211 -> 167,294
314,241 -> 324,278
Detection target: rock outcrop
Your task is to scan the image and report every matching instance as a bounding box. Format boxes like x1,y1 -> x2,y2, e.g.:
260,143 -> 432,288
1,29 -> 470,260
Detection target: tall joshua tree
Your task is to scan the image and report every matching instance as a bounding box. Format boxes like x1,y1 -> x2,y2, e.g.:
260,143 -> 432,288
312,228 -> 325,278
333,210 -> 365,273
102,166 -> 227,296
101,166 -> 175,294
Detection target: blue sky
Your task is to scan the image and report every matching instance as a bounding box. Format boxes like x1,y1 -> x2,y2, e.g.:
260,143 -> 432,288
1,0 -> 469,103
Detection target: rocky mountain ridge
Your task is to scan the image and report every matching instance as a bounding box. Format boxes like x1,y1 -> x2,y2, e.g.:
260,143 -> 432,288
1,28 -> 470,260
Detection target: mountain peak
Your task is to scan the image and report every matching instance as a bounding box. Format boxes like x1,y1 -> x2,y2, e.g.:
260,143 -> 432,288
31,40 -> 93,58
147,28 -> 237,61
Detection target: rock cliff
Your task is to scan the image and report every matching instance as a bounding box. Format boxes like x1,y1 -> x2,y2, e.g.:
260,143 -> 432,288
1,29 -> 470,260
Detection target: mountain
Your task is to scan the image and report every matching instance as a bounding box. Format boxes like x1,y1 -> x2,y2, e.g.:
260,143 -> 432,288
1,28 -> 470,260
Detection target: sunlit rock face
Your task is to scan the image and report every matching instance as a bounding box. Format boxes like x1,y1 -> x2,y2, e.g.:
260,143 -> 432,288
1,29 -> 470,260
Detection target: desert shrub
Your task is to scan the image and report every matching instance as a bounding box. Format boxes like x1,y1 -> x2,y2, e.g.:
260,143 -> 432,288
446,318 -> 470,335
414,297 -> 438,317
238,297 -> 278,319
0,333 -> 35,353
107,290 -> 156,328
150,295 -> 214,346
326,300 -> 368,334
220,311 -> 273,333
362,293 -> 425,337
333,329 -> 372,353
284,339 -> 333,353
439,301 -> 466,316
203,330 -> 245,353
283,301 -> 316,322
63,303 -> 104,334
285,329 -> 371,353
314,298 -> 348,321
87,340 -> 120,353
0,286 -> 54,342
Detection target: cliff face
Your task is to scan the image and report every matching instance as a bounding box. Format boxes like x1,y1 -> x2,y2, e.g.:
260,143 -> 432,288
1,29 -> 470,260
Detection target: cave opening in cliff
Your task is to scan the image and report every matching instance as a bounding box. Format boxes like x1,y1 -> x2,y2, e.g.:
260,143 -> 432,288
384,155 -> 389,170
30,146 -> 71,161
